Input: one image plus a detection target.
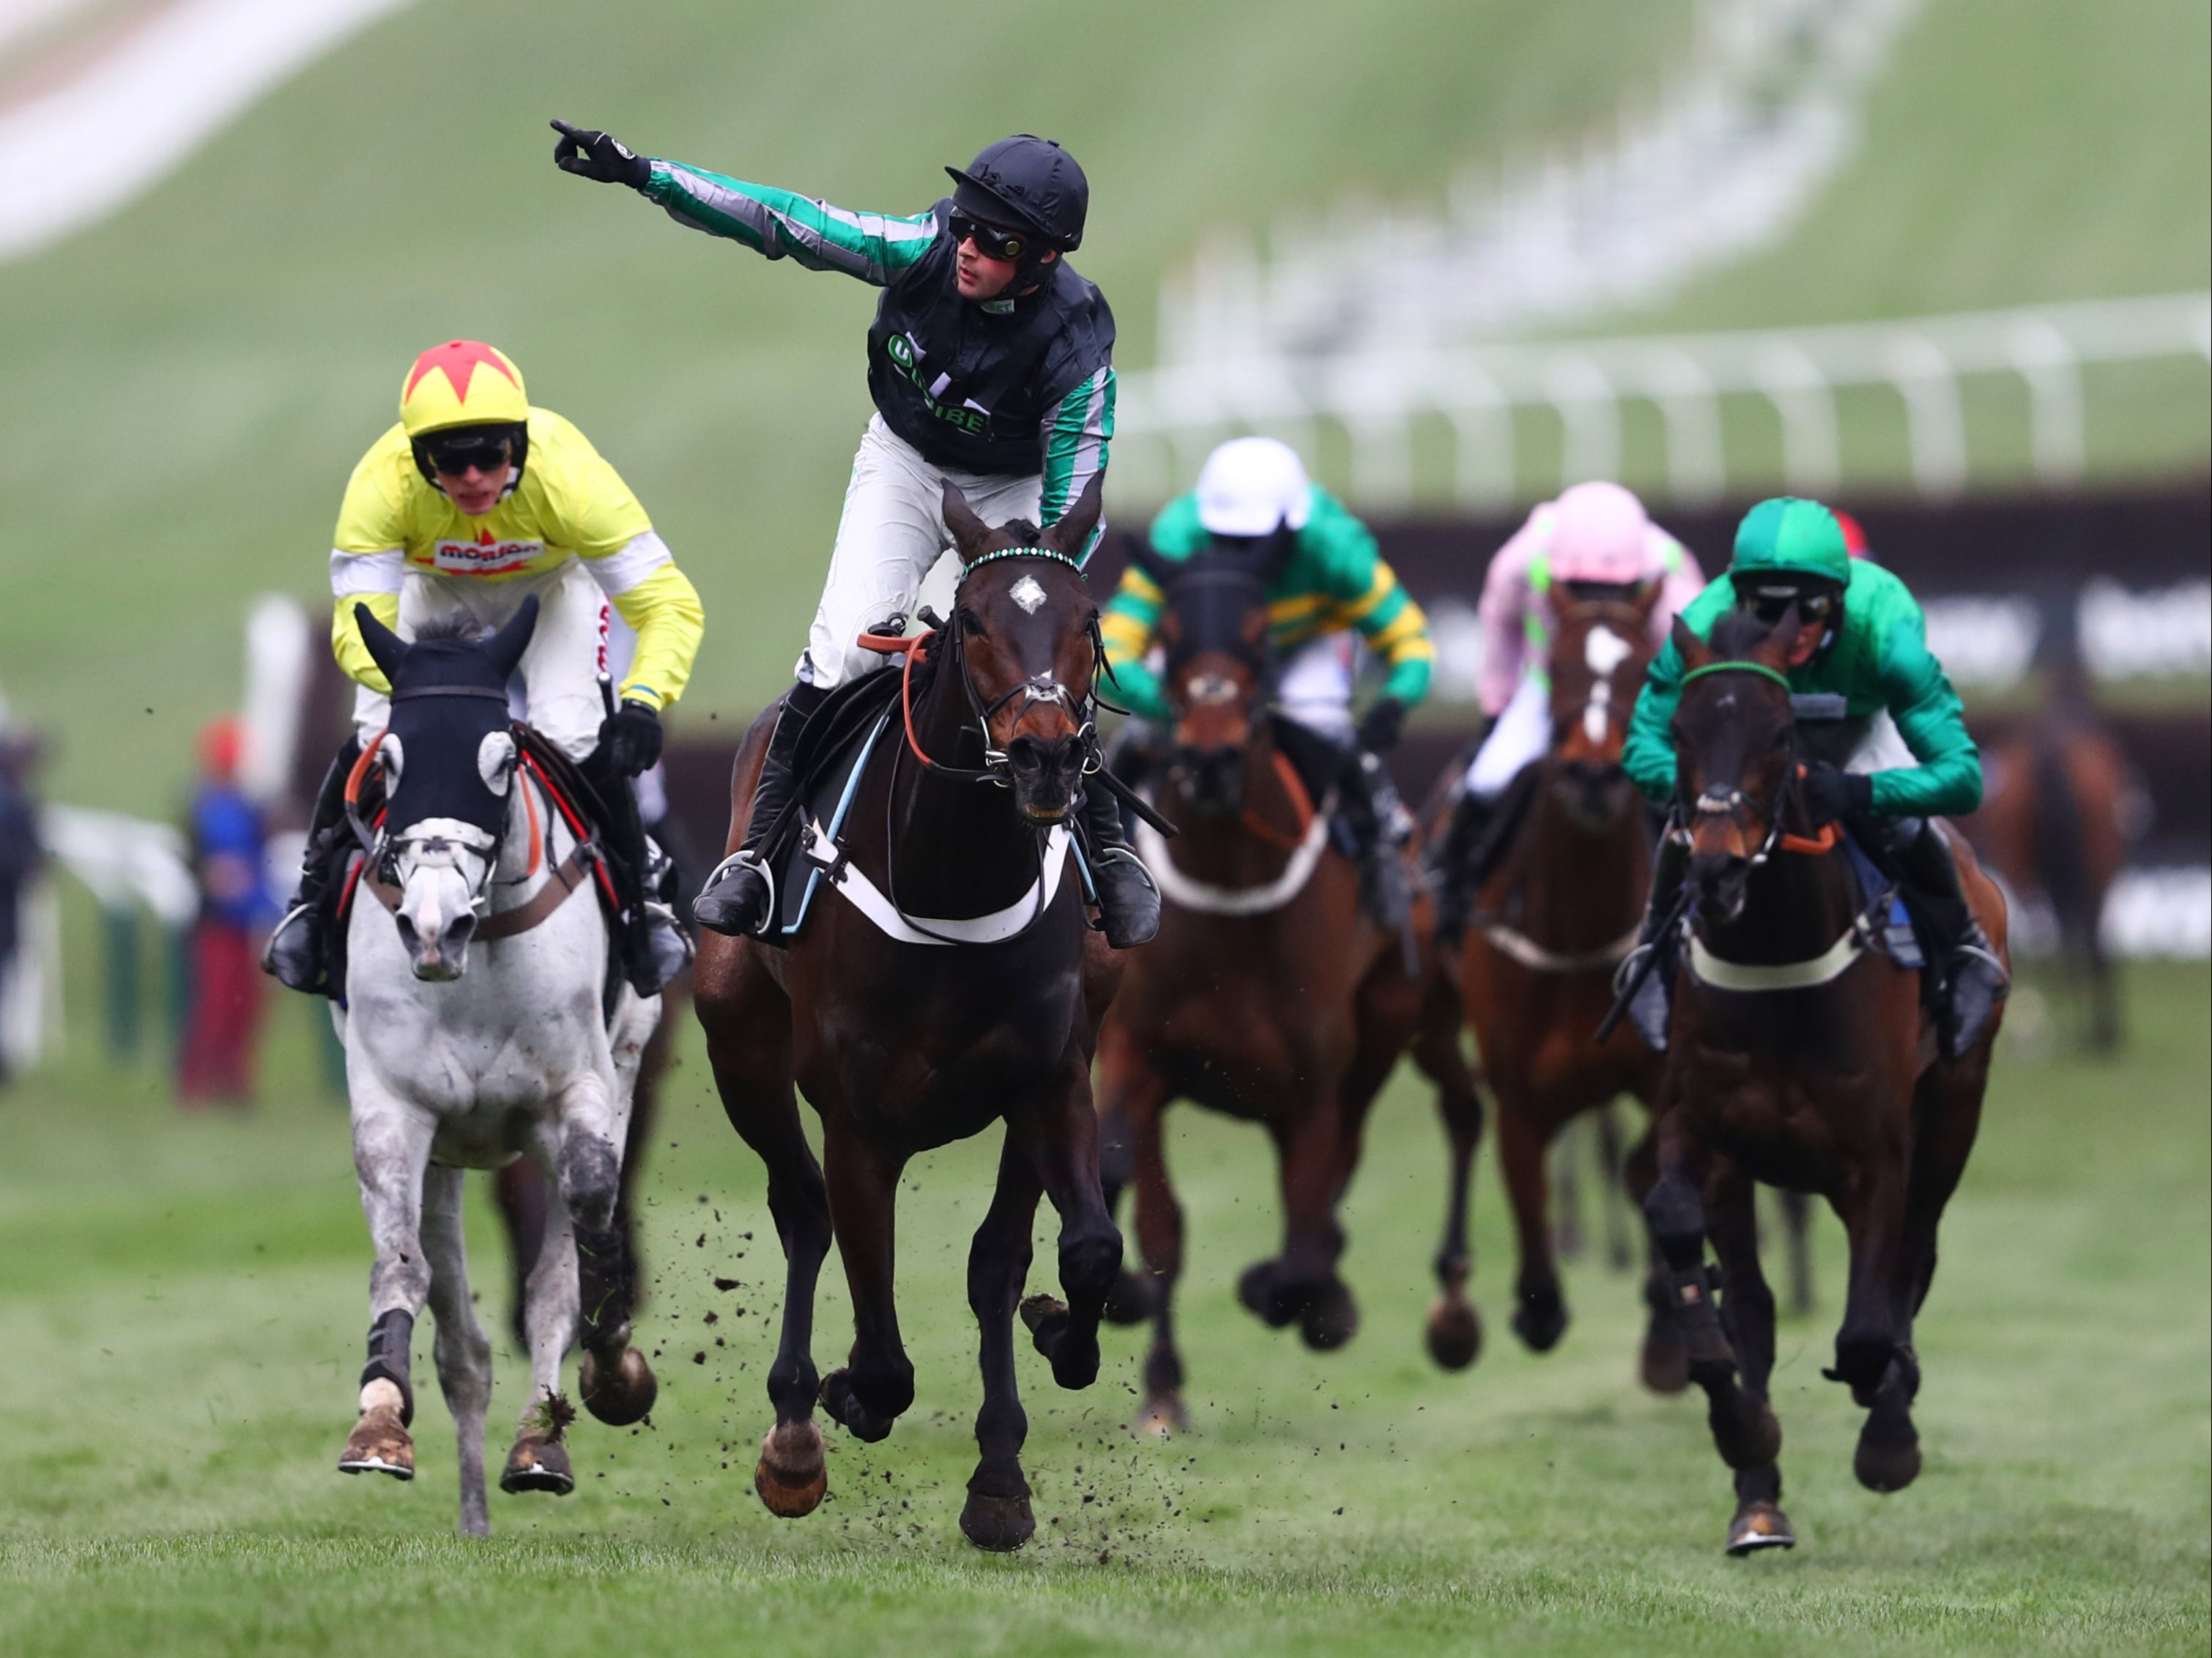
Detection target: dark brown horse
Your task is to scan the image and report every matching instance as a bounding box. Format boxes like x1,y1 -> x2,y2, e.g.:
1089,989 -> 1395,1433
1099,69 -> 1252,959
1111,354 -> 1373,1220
1095,537 -> 1485,1434
1646,608 -> 2006,1555
692,477 -> 1124,1551
1451,591 -> 1682,1375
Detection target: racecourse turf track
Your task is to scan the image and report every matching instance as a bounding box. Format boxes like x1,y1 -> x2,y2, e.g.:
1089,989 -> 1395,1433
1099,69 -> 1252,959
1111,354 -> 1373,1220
0,937 -> 2202,1657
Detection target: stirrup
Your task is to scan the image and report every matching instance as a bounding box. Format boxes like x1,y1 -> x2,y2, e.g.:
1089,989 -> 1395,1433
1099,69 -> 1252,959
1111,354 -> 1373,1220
696,850 -> 776,938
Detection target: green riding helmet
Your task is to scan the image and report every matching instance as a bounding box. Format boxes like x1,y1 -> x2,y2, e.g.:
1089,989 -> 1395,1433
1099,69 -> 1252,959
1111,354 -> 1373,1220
1728,496 -> 1849,620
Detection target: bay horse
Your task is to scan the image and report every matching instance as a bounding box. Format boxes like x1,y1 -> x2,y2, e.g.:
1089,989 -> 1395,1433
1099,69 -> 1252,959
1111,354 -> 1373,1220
1646,607 -> 2006,1555
692,475 -> 1125,1551
335,600 -> 661,1536
1451,590 -> 1684,1380
1095,535 -> 1485,1434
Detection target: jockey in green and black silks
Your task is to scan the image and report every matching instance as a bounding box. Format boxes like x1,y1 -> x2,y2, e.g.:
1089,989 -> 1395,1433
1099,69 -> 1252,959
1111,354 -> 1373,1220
1617,496 -> 2009,1058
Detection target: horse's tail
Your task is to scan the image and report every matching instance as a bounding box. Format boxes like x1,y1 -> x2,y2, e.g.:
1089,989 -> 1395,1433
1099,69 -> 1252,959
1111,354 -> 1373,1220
2030,734 -> 2096,953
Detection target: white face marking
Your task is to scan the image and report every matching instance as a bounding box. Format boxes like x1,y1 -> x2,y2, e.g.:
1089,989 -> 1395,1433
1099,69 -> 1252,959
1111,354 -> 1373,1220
1009,574 -> 1047,615
1584,624 -> 1633,677
1583,680 -> 1612,745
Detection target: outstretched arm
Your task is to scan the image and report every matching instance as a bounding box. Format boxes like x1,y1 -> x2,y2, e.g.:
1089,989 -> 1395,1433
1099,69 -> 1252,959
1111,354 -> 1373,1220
644,160 -> 938,285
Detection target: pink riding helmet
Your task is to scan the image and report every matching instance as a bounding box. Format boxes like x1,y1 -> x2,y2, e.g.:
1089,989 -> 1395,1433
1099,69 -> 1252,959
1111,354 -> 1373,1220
1547,480 -> 1653,585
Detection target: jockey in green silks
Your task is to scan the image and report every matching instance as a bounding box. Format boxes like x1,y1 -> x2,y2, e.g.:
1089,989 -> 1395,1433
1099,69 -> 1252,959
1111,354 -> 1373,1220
1098,436 -> 1433,904
1618,496 -> 2009,1059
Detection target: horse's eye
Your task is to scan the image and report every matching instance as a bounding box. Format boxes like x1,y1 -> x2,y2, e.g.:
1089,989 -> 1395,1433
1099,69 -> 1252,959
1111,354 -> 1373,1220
956,609 -> 984,636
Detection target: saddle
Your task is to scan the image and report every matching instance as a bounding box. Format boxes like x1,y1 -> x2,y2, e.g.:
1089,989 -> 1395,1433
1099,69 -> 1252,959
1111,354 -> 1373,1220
753,666 -> 910,949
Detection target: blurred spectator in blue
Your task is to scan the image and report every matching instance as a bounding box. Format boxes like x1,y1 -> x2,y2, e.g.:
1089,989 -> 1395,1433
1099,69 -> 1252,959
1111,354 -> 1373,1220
0,726 -> 45,1088
177,717 -> 271,1105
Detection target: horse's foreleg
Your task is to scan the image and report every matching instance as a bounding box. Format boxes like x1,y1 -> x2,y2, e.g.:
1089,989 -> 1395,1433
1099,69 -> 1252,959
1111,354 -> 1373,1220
820,1126 -> 913,1441
338,1085 -> 436,1483
1551,1115 -> 1587,1263
1093,1019 -> 1157,1327
1828,1153 -> 1909,1412
1411,1005 -> 1486,1371
1779,1187 -> 1815,1315
551,1074 -> 656,1430
962,1131 -> 1043,1552
1496,1093 -> 1569,1353
1705,1170 -> 1792,1554
420,1163 -> 493,1536
505,1173 -> 580,1496
1015,1058 -> 1123,1391
1244,1096 -> 1359,1351
1622,1120 -> 1688,1393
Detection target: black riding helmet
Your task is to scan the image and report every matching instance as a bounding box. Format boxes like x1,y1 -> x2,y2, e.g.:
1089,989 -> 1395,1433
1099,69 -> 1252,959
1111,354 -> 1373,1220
946,135 -> 1088,251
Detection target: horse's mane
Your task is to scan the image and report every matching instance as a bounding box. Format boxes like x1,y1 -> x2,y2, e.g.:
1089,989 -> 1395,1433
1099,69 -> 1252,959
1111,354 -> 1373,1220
409,613 -> 493,646
1707,610 -> 1775,661
992,517 -> 1043,546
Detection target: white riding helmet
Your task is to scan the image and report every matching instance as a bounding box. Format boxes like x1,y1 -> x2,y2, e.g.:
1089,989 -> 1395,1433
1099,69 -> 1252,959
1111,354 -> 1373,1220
1195,436 -> 1313,537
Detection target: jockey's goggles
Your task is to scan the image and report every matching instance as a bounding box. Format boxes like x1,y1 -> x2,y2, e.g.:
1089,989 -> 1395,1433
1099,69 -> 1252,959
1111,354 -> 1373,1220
947,212 -> 1036,263
420,430 -> 514,478
1734,576 -> 1841,628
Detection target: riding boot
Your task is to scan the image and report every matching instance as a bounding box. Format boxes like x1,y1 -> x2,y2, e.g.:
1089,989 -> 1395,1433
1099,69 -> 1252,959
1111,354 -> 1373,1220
693,682 -> 826,938
1428,789 -> 1493,945
263,735 -> 361,995
1888,819 -> 2010,1059
1079,777 -> 1161,948
579,751 -> 691,997
1618,828 -> 1690,1052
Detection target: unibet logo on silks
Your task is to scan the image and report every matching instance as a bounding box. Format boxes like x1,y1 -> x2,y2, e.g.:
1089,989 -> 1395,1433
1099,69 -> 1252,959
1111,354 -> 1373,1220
421,528 -> 543,576
886,333 -> 916,369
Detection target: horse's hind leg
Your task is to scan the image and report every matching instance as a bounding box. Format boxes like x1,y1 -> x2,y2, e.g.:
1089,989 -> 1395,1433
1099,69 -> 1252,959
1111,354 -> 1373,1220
1242,1097 -> 1359,1350
1496,1090 -> 1570,1353
963,1132 -> 1045,1551
1623,1123 -> 1688,1394
1094,1020 -> 1158,1327
1124,1071 -> 1189,1434
1705,1172 -> 1793,1555
505,1173 -> 580,1495
819,1127 -> 916,1442
1017,1057 -> 1124,1390
1551,1115 -> 1587,1263
421,1163 -> 493,1536
1778,1187 -> 1815,1315
338,1083 -> 435,1483
554,1071 -> 658,1430
1595,1101 -> 1634,1274
1410,1000 -> 1485,1371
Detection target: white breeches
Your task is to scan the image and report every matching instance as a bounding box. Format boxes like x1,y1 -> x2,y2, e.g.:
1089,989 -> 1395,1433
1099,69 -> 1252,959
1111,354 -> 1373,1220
799,414 -> 1045,690
1465,673 -> 1552,799
353,560 -> 609,761
1847,710 -> 1915,775
1273,633 -> 1357,741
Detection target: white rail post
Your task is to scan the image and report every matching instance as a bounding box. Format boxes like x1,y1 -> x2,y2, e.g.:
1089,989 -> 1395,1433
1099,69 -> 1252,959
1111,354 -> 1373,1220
1755,339 -> 1841,497
2008,316 -> 2085,487
1645,345 -> 1727,505
1444,363 -> 1515,510
1546,354 -> 1620,488
1887,330 -> 1967,499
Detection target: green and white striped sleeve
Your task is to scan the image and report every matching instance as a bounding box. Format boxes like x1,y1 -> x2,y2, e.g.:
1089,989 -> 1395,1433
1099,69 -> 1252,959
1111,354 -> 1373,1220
1038,365 -> 1114,557
641,160 -> 937,286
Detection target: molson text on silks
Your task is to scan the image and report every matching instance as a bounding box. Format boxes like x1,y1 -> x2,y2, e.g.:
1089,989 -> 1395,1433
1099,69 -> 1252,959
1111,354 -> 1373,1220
420,530 -> 546,575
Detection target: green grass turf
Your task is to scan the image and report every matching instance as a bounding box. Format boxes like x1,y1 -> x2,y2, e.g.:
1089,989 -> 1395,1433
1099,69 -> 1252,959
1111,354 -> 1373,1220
0,927 -> 2202,1655
0,1 -> 2203,817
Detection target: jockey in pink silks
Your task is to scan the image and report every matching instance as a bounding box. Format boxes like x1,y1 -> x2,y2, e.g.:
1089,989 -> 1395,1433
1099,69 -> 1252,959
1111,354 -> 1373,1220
1431,480 -> 1706,939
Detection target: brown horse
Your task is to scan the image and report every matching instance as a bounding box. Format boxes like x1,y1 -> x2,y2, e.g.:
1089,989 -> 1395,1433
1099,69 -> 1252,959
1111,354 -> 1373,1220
1647,608 -> 2007,1555
1452,591 -> 1683,1376
692,477 -> 1125,1551
1095,536 -> 1484,1434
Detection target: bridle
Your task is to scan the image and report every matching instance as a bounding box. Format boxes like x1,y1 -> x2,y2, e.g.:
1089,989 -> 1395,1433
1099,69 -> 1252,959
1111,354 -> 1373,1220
1679,659 -> 1838,866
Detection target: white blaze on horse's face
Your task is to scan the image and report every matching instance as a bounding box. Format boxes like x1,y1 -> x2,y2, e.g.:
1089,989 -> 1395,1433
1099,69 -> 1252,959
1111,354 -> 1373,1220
392,817 -> 496,982
1009,574 -> 1048,615
1581,625 -> 1633,745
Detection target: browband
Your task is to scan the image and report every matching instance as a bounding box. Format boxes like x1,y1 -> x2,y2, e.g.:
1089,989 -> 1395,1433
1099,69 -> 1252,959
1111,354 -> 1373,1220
957,546 -> 1084,587
1681,661 -> 1792,692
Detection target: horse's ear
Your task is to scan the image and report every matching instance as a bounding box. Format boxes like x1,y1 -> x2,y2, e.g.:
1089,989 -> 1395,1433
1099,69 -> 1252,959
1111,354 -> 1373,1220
1671,614 -> 1712,670
485,594 -> 540,680
355,603 -> 408,686
1253,517 -> 1297,581
1758,602 -> 1800,667
943,481 -> 995,565
1633,576 -> 1664,626
1043,470 -> 1105,562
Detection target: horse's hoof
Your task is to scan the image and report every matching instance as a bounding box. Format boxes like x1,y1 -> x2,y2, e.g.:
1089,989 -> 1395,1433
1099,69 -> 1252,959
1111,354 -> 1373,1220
1020,1293 -> 1071,1353
1425,1292 -> 1483,1371
960,1488 -> 1036,1552
579,1345 -> 657,1427
1236,1261 -> 1297,1328
1132,1393 -> 1189,1438
753,1420 -> 827,1518
1639,1313 -> 1691,1394
500,1433 -> 574,1495
1710,1394 -> 1784,1472
1854,1416 -> 1923,1493
338,1405 -> 415,1481
1102,1269 -> 1154,1326
818,1368 -> 895,1444
1299,1281 -> 1359,1351
1510,1290 -> 1569,1353
1725,1500 -> 1796,1555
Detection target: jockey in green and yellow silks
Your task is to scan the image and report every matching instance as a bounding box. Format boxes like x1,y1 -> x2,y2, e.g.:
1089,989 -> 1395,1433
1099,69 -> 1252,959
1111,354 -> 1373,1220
1099,436 -> 1432,888
1617,497 -> 2008,1058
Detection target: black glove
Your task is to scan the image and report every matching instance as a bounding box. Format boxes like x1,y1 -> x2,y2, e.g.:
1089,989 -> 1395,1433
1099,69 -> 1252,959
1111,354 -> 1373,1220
1356,696 -> 1406,754
598,700 -> 664,776
1799,761 -> 1872,828
551,119 -> 650,187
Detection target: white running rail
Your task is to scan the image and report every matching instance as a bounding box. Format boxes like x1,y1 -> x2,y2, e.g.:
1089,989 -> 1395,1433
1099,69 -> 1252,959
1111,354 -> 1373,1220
1115,291 -> 2212,509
